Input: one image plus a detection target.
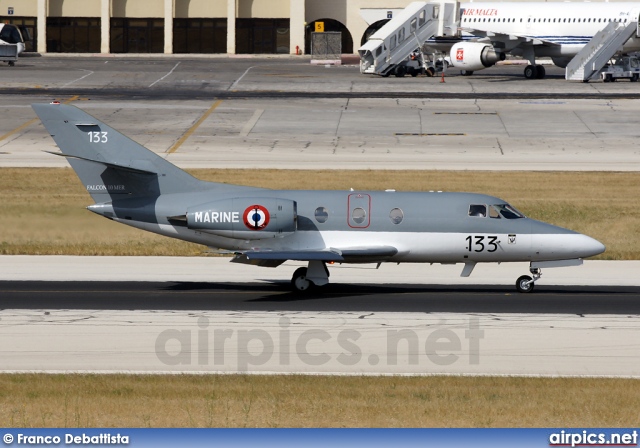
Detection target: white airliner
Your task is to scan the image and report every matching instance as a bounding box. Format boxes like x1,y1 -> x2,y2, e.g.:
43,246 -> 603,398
427,1 -> 640,78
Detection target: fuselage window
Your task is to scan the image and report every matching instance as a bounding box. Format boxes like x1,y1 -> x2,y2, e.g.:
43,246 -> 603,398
468,204 -> 487,218
389,208 -> 404,225
352,207 -> 366,224
314,206 -> 329,223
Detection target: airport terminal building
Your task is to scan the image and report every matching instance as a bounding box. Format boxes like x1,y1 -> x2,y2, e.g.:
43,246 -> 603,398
0,0 -> 627,55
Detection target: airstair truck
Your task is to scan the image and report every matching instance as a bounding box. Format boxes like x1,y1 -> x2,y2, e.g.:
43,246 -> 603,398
359,1 -> 458,77
600,56 -> 640,82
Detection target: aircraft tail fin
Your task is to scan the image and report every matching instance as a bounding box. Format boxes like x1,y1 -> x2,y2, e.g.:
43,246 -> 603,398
32,103 -> 206,202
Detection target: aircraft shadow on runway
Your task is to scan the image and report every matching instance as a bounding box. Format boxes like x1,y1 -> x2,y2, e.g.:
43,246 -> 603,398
1,281 -> 639,314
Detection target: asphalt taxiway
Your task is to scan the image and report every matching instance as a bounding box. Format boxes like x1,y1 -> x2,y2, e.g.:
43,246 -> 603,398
2,57 -> 640,170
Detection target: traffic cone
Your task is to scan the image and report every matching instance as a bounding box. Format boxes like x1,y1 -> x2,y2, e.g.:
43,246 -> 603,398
440,70 -> 445,83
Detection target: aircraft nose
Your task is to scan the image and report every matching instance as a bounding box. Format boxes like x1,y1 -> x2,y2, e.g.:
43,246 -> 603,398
578,234 -> 606,258
530,231 -> 605,259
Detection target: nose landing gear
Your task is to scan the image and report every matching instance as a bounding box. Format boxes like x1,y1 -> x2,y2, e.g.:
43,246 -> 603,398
515,267 -> 541,293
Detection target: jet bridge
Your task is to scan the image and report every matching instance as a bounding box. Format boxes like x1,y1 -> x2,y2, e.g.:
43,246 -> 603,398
359,1 -> 458,77
566,19 -> 639,81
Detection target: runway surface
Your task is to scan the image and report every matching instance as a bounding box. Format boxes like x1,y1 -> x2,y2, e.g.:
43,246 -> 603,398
1,261 -> 639,376
1,280 -> 640,314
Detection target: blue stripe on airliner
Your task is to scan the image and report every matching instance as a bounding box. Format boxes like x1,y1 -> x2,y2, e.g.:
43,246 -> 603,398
425,34 -> 591,45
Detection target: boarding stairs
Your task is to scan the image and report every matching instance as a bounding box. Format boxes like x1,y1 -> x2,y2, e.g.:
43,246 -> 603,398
358,0 -> 457,76
565,21 -> 638,81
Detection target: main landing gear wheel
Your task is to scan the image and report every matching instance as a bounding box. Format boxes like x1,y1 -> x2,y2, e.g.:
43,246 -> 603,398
291,267 -> 314,292
524,65 -> 545,79
515,275 -> 534,293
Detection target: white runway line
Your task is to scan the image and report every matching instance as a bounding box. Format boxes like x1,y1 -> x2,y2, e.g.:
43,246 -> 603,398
229,66 -> 255,90
148,62 -> 181,88
62,69 -> 94,87
239,109 -> 264,136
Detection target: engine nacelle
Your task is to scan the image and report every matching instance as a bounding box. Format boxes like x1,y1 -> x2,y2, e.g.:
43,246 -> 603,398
186,197 -> 297,240
450,42 -> 505,71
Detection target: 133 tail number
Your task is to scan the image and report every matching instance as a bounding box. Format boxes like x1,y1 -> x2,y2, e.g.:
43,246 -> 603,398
88,131 -> 108,143
465,235 -> 498,252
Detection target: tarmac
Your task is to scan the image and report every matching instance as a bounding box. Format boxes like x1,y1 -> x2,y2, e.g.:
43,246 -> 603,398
1,57 -> 640,170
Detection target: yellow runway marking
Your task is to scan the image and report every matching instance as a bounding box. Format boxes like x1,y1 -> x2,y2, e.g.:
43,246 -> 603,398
0,95 -> 79,142
166,99 -> 223,154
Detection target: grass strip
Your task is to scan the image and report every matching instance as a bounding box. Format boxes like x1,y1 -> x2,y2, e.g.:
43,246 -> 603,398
1,374 -> 638,427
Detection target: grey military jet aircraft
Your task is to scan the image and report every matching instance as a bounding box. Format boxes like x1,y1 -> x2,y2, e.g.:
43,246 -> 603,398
33,102 -> 605,293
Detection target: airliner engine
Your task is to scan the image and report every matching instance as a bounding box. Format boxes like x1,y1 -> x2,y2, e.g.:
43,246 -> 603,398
450,42 -> 505,72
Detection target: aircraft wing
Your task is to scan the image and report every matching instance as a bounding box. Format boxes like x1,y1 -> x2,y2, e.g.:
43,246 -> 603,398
231,246 -> 399,267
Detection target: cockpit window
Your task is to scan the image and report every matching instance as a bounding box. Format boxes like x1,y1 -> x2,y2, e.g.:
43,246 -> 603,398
468,204 -> 487,218
489,205 -> 501,219
493,204 -> 525,219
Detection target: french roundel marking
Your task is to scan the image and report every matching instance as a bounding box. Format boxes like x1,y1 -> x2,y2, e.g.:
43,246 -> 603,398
243,204 -> 270,230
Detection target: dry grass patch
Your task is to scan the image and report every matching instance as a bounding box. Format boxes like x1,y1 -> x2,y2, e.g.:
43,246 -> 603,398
1,168 -> 638,258
0,374 -> 638,427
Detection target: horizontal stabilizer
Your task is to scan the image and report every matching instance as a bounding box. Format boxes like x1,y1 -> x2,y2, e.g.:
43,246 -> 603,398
44,151 -> 157,175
